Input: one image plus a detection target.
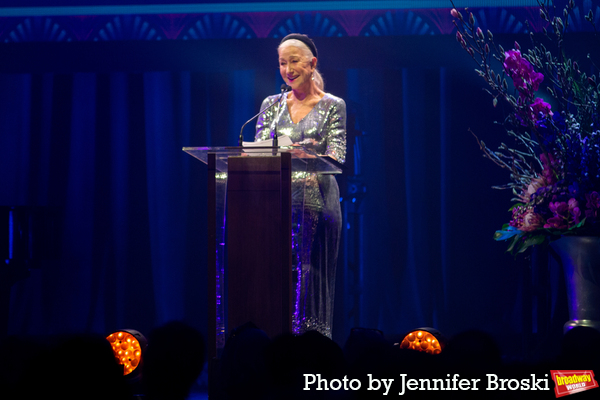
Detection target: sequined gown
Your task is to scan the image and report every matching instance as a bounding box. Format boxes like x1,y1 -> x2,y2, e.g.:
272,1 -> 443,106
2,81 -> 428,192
255,92 -> 346,338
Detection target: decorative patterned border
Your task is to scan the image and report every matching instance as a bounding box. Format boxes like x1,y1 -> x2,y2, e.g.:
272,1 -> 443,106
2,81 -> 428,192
0,2 -> 597,42
0,1 -> 542,16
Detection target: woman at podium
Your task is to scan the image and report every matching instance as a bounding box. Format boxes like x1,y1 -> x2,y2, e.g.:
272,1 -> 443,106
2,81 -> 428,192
255,33 -> 346,338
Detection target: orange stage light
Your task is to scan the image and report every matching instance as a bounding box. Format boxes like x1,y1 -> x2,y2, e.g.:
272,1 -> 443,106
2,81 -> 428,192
106,329 -> 147,376
398,328 -> 445,355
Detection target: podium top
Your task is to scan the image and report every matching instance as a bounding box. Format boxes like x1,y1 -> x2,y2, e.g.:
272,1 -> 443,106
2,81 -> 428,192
182,146 -> 343,174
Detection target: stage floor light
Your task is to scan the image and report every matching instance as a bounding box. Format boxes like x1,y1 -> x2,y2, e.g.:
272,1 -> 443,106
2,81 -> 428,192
106,329 -> 147,376
398,327 -> 445,355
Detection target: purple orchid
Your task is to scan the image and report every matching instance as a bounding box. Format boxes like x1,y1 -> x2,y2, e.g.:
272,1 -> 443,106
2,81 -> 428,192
503,49 -> 544,95
530,98 -> 553,121
544,199 -> 581,229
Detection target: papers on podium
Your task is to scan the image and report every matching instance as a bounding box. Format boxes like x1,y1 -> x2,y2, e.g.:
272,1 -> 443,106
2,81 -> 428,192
242,135 -> 293,155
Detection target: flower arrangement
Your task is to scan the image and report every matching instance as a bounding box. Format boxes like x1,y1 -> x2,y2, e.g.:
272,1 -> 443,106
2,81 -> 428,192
451,0 -> 600,254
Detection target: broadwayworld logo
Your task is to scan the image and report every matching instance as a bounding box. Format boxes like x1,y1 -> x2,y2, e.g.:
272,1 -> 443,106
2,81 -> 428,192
551,370 -> 599,397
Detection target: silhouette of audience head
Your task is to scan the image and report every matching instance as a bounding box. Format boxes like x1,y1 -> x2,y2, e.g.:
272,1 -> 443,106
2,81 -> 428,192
142,320 -> 206,400
441,329 -> 502,372
216,322 -> 272,399
0,333 -> 130,400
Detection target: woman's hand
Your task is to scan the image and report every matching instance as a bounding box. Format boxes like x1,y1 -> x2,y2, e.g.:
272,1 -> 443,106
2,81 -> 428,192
289,144 -> 317,158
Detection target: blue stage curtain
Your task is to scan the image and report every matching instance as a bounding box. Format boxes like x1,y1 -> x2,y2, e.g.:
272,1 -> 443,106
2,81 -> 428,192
338,65 -> 534,345
1,72 -> 207,336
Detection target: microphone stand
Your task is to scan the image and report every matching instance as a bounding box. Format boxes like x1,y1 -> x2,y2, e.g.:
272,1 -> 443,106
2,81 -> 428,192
238,84 -> 291,148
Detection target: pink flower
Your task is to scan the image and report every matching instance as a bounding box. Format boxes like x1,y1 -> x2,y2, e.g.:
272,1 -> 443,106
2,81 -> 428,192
585,192 -> 600,219
518,97 -> 552,126
544,200 -> 569,229
549,201 -> 569,215
503,49 -> 523,70
509,205 -> 526,228
540,153 -> 557,185
476,27 -> 484,40
451,8 -> 459,18
530,98 -> 553,119
510,205 -> 544,232
519,175 -> 549,203
528,176 -> 548,194
456,31 -> 465,47
568,198 -> 579,210
503,49 -> 544,95
544,215 -> 568,229
521,210 -> 544,232
586,191 -> 600,209
544,199 -> 581,229
568,198 -> 581,224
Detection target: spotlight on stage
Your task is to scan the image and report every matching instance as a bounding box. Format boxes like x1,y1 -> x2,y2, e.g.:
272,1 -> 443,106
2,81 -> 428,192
398,327 -> 445,355
106,329 -> 147,376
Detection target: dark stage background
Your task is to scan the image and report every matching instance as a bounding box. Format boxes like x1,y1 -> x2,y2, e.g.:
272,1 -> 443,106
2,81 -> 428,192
1,0 -> 590,360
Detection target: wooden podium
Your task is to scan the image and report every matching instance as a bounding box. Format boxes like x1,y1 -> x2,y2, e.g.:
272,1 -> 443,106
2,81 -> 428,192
183,146 -> 342,359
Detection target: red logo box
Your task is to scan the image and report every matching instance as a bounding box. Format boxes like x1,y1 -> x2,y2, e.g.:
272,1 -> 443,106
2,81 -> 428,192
551,370 -> 599,397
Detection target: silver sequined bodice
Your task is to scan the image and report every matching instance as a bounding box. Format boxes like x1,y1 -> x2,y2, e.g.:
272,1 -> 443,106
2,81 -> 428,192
255,93 -> 346,211
255,92 -> 346,164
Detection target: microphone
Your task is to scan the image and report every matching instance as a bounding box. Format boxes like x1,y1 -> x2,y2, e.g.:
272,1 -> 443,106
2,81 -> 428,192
238,84 -> 291,147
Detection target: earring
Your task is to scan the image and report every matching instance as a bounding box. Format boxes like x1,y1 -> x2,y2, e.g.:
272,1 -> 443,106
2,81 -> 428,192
311,72 -> 315,81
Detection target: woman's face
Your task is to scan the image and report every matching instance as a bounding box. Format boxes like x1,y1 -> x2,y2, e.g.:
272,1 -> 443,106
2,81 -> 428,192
278,45 -> 315,91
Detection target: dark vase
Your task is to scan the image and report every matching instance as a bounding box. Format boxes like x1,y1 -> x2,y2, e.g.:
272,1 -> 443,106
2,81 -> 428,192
550,236 -> 600,333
